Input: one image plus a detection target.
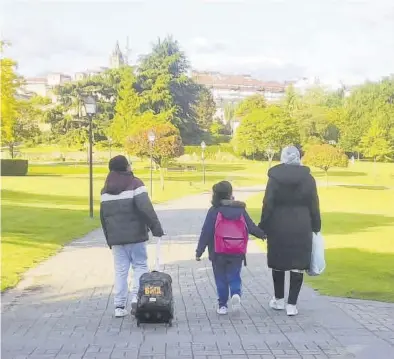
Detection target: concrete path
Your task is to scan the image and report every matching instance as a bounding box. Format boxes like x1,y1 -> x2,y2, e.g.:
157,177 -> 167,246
2,190 -> 394,359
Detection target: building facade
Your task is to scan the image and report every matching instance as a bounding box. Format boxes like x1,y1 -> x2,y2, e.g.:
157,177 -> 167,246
192,71 -> 286,123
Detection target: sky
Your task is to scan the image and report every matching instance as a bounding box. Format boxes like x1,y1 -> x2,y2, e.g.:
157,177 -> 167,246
1,0 -> 394,86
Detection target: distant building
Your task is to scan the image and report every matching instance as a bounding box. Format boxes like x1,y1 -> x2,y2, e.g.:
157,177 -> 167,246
47,73 -> 72,87
23,77 -> 48,97
109,41 -> 126,69
21,41 -> 127,101
192,70 -> 286,123
22,73 -> 71,100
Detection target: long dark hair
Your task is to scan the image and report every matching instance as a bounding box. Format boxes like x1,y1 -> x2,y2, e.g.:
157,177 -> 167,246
211,181 -> 233,207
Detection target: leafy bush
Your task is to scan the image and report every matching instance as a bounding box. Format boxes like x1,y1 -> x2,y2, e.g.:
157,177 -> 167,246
303,144 -> 348,173
183,144 -> 235,160
1,159 -> 29,176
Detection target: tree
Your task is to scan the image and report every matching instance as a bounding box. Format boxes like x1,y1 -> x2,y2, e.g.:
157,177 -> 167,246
193,86 -> 216,130
338,78 -> 394,155
2,98 -> 42,158
137,36 -> 201,143
303,144 -> 348,184
1,51 -> 19,151
109,67 -> 141,144
51,68 -> 123,145
1,47 -> 42,157
235,94 -> 267,118
210,120 -> 227,137
282,84 -> 302,117
125,121 -> 183,189
359,118 -> 393,162
224,102 -> 236,123
233,106 -> 300,162
294,105 -> 340,146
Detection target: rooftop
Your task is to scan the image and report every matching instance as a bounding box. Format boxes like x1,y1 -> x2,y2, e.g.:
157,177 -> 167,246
192,71 -> 286,92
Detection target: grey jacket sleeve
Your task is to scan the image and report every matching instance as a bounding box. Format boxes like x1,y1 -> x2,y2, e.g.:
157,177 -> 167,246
134,185 -> 164,237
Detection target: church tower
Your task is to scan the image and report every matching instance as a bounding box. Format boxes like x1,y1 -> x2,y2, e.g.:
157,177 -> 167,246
109,41 -> 125,69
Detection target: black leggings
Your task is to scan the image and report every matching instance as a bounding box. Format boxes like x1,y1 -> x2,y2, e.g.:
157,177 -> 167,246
272,270 -> 304,305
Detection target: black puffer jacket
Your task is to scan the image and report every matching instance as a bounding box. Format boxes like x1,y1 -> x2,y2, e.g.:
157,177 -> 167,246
259,164 -> 321,271
100,171 -> 164,247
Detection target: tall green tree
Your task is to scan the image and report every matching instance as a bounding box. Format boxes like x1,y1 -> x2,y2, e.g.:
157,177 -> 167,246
1,44 -> 42,157
282,84 -> 302,117
338,78 -> 394,155
233,106 -> 300,160
193,86 -> 216,130
109,67 -> 141,144
360,117 -> 393,161
137,36 -> 201,143
1,46 -> 19,148
50,68 -> 123,145
224,102 -> 236,123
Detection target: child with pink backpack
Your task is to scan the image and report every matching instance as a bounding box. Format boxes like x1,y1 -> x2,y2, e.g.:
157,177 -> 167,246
196,181 -> 266,314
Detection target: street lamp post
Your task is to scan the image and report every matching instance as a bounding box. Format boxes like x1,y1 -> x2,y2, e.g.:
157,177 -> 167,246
148,130 -> 156,199
83,96 -> 97,219
201,141 -> 206,184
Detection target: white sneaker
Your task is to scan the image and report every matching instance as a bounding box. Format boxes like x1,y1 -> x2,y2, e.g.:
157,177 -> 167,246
231,294 -> 241,311
217,306 -> 228,315
269,297 -> 285,310
115,307 -> 128,318
286,304 -> 298,316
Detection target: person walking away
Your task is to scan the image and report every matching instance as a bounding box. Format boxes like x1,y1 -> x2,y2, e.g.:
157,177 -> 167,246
259,146 -> 321,316
196,181 -> 266,315
100,155 -> 164,318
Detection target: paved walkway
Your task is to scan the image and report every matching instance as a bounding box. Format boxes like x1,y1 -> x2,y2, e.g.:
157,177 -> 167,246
2,190 -> 394,359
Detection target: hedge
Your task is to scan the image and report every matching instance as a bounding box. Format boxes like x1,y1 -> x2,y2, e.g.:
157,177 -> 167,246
1,159 -> 29,176
183,144 -> 235,159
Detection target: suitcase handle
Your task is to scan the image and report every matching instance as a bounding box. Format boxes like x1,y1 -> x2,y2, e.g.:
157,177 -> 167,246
155,236 -> 162,271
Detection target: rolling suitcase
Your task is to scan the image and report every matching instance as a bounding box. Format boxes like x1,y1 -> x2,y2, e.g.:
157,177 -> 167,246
135,237 -> 174,327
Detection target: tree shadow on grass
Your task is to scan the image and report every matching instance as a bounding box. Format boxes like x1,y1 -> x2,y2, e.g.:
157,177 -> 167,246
338,185 -> 390,191
1,203 -> 100,248
247,205 -> 394,237
314,171 -> 367,178
1,190 -> 100,207
164,173 -> 240,183
322,212 -> 394,235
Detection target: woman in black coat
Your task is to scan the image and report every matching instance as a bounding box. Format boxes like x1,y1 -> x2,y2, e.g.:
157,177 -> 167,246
259,146 -> 321,316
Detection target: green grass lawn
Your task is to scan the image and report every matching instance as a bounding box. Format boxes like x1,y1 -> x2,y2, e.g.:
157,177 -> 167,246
1,160 -> 268,291
2,158 -> 393,297
247,183 -> 394,302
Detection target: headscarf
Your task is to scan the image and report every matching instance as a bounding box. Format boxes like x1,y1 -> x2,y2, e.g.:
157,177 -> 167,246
280,146 -> 301,165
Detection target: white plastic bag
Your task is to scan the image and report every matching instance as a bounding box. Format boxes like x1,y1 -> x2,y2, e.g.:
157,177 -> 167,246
307,232 -> 326,276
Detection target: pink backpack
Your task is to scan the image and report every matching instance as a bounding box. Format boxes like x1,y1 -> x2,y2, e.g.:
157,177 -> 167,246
214,212 -> 248,255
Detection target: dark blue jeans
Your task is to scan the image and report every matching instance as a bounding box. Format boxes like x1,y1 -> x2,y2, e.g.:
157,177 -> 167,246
212,255 -> 243,307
